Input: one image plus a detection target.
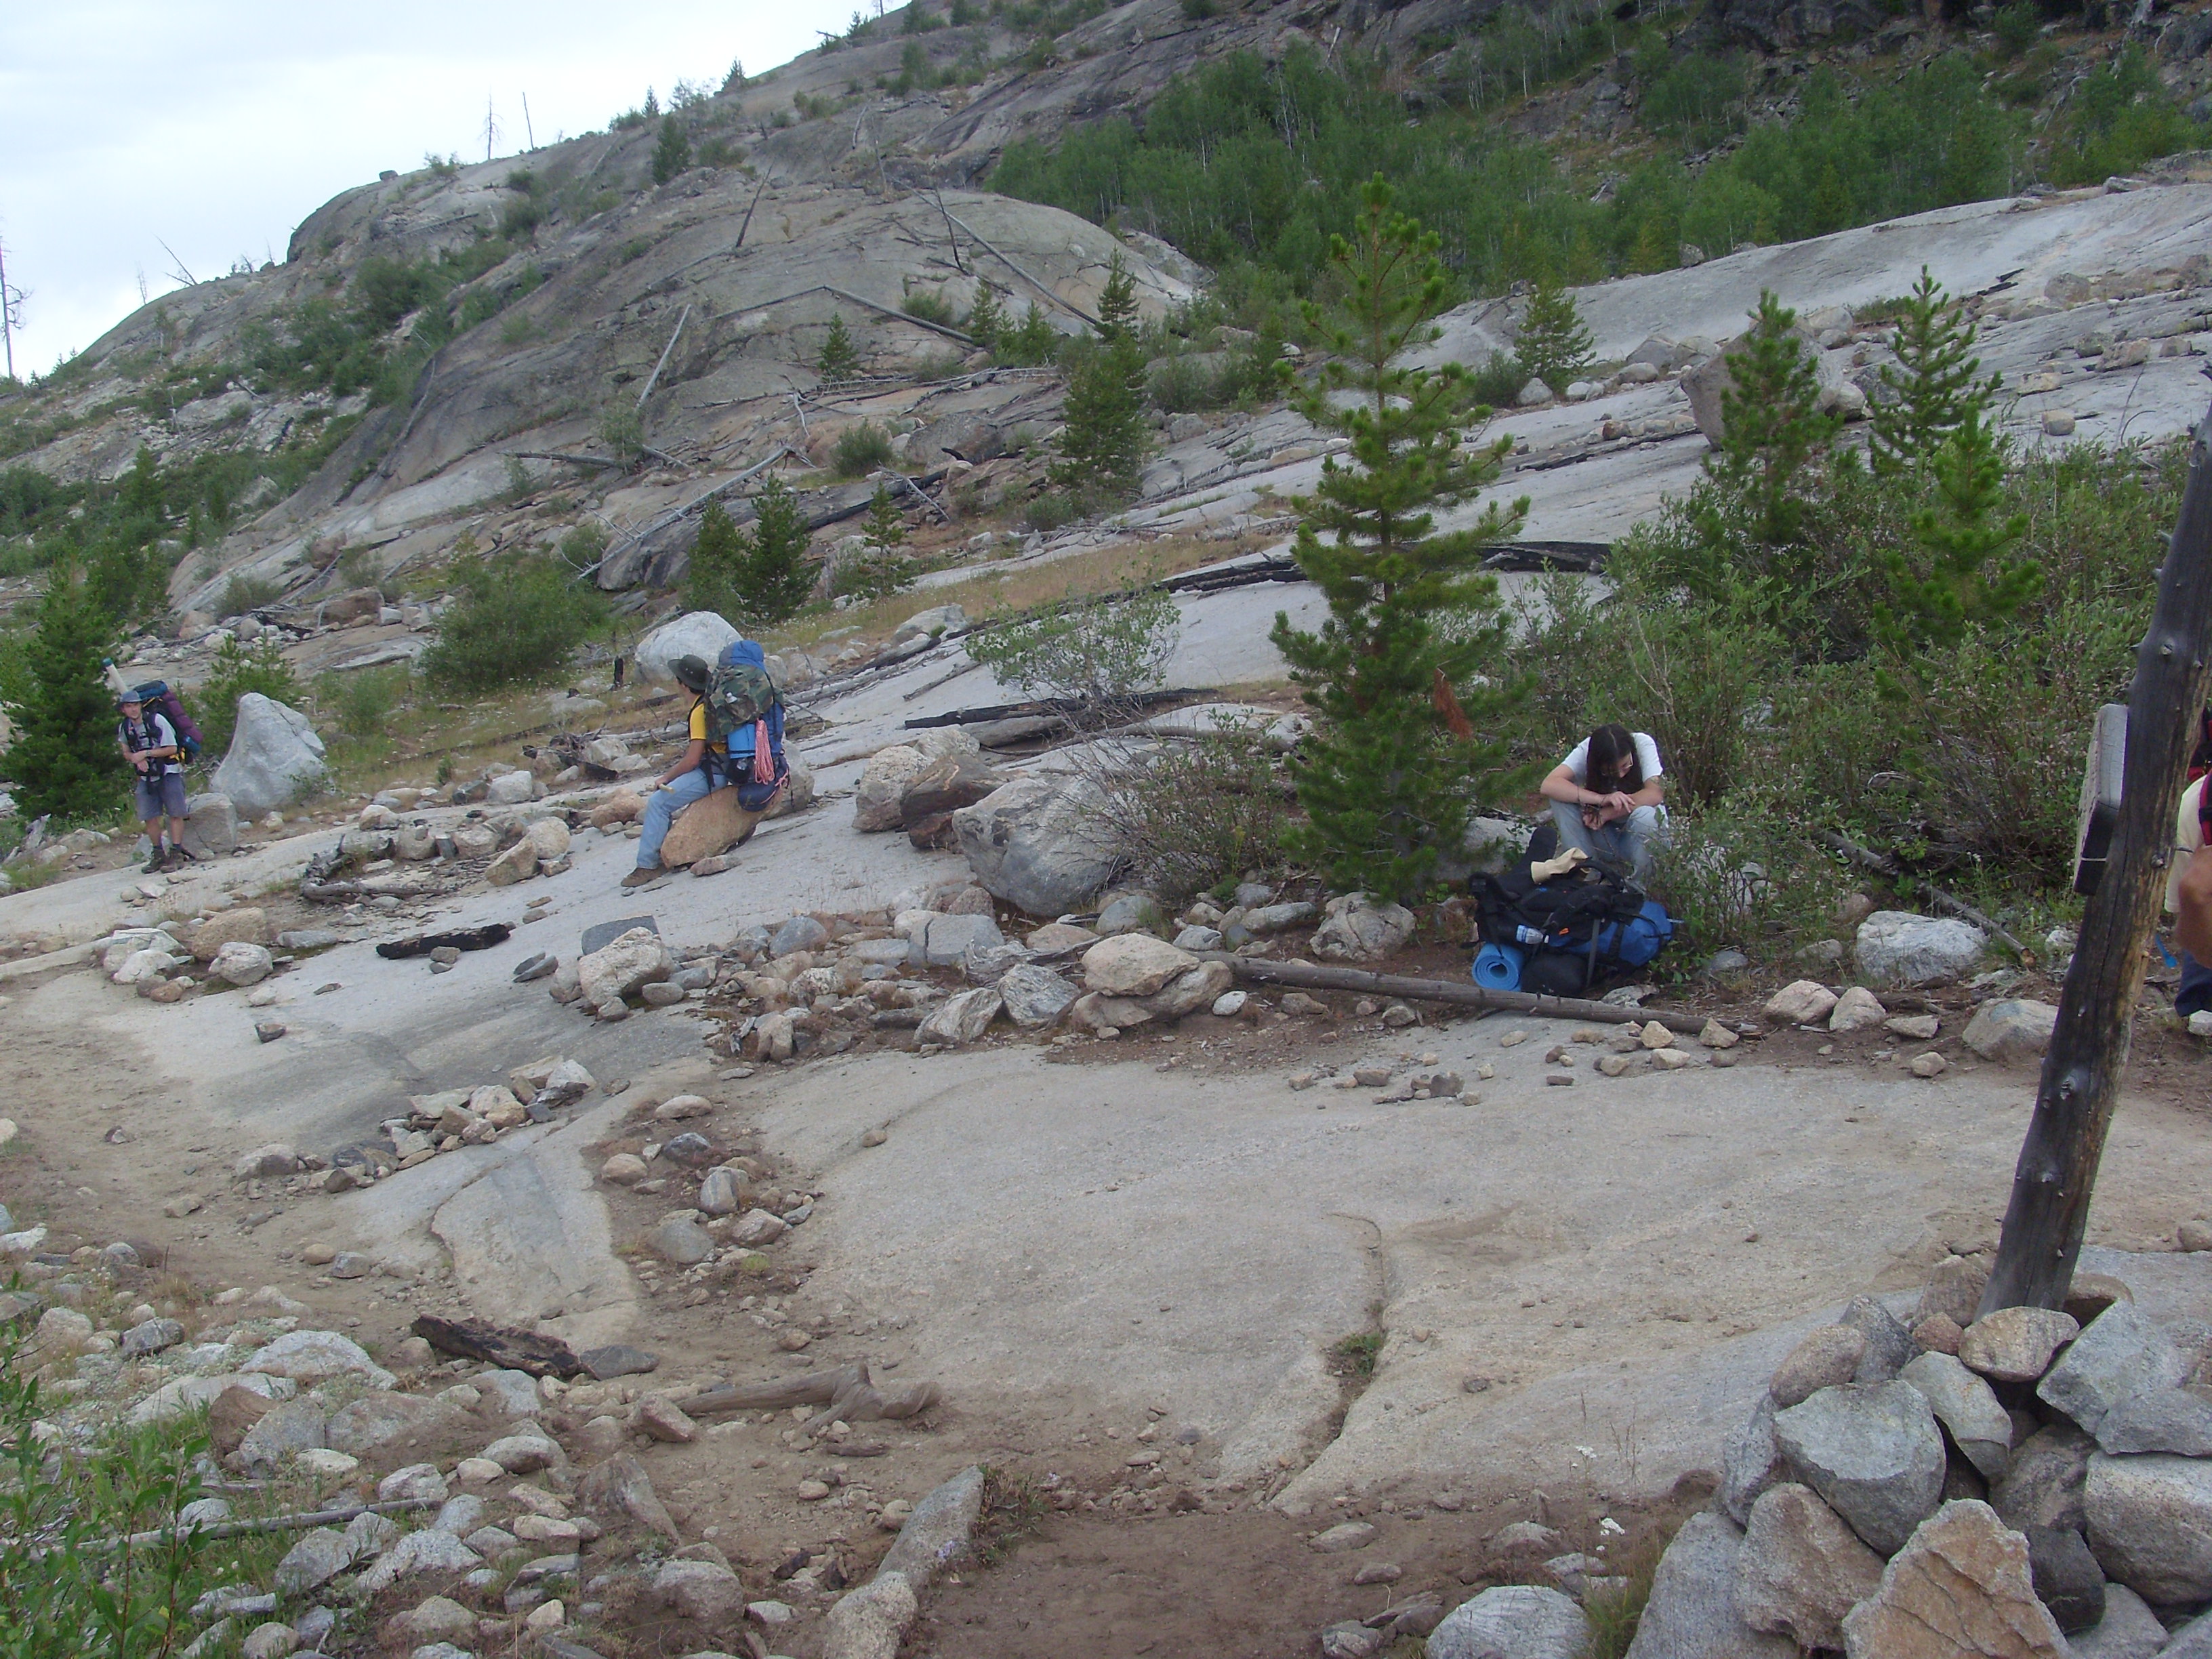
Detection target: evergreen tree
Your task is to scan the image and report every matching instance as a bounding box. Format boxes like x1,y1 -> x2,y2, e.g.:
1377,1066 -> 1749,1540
964,283 -> 1005,352
643,87 -> 660,118
734,476 -> 815,625
1870,268 -> 2001,474
683,500 -> 749,619
1879,407 -> 2040,653
1517,277 -> 1595,393
1267,176 -> 1530,903
1000,302 -> 1059,367
1052,256 -> 1149,506
844,485 -> 918,601
652,116 -> 693,185
1,564 -> 126,822
1708,289 -> 1841,548
817,313 -> 859,380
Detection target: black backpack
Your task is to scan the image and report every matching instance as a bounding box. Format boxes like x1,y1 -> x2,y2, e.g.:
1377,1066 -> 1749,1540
1473,827 -> 1654,996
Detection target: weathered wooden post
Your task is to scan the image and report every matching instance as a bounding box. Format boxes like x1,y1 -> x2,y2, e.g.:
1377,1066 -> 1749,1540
1981,402 -> 2212,1315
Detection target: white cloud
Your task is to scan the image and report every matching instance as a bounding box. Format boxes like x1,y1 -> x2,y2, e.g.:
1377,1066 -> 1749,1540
0,0 -> 859,377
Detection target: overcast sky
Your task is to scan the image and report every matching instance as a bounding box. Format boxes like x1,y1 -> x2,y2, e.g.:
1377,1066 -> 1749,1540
0,1 -> 860,378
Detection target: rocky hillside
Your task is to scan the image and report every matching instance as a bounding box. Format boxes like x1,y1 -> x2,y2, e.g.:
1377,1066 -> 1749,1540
2,0 -> 2209,651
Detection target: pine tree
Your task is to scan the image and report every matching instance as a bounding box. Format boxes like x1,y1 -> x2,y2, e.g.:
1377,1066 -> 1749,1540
734,476 -> 816,625
644,87 -> 661,118
1002,302 -> 1059,367
844,485 -> 918,601
652,116 -> 693,185
964,283 -> 1005,351
683,501 -> 749,619
1870,268 -> 2001,474
1,563 -> 126,822
1880,406 -> 2040,653
1708,289 -> 1841,548
1051,255 -> 1149,506
817,313 -> 859,381
1517,278 -> 1595,393
1267,176 -> 1531,904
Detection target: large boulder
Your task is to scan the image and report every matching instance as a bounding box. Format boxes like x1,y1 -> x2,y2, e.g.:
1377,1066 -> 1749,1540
955,773 -> 1118,918
902,754 -> 1005,832
186,907 -> 272,962
1311,893 -> 1416,963
1428,1584 -> 1589,1659
578,928 -> 675,1006
658,787 -> 767,867
998,963 -> 1078,1028
1963,1000 -> 2061,1063
855,746 -> 929,832
916,986 -> 1003,1046
2085,1452 -> 2212,1603
1855,910 -> 1987,986
1624,1511 -> 1796,1658
211,695 -> 328,816
2039,1305 -> 2189,1437
1736,1483 -> 1885,1652
1899,1351 -> 2014,1480
635,611 -> 738,684
180,794 -> 239,859
1840,1500 -> 2068,1658
1082,934 -> 1196,996
1772,1379 -> 1948,1555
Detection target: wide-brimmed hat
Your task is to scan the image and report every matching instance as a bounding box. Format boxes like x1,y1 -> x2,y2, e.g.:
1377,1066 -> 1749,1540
672,655 -> 712,692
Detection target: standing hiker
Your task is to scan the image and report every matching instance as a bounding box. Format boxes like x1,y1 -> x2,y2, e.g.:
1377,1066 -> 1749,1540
1538,722 -> 1667,881
118,689 -> 193,874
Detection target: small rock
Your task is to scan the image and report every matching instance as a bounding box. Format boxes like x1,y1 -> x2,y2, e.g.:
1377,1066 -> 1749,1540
1773,1379 -> 1946,1555
1764,981 -> 1839,1025
1311,1520 -> 1377,1553
1737,1483 -> 1885,1651
1828,986 -> 1887,1032
1963,999 -> 2061,1063
1914,1314 -> 1965,1355
1698,1018 -> 1740,1049
1886,1014 -> 1940,1040
1425,1584 -> 1588,1659
240,1622 -> 298,1659
2040,1303 -> 2188,1435
1959,1307 -> 2081,1382
638,1395 -> 698,1443
1910,1051 -> 1948,1078
1900,1351 -> 2015,1480
1771,1326 -> 1869,1408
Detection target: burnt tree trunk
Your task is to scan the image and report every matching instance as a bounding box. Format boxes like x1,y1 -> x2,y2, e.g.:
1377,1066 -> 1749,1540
1982,404 -> 2212,1315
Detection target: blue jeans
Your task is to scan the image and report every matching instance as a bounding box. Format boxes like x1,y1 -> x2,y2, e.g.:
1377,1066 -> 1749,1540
1551,799 -> 1666,882
636,769 -> 716,869
2179,949 -> 2212,1017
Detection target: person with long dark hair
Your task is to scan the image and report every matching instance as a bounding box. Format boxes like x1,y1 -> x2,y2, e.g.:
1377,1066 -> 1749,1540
1538,722 -> 1667,880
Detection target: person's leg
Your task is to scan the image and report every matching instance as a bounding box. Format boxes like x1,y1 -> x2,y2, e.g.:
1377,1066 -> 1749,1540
163,775 -> 192,863
1549,800 -> 1600,863
134,777 -> 166,871
2178,949 -> 2212,1017
1622,804 -> 1668,882
633,769 -> 713,872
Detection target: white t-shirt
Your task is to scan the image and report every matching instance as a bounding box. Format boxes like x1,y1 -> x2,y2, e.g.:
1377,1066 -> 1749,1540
2169,775 -> 2206,914
1562,731 -> 1663,789
123,711 -> 184,777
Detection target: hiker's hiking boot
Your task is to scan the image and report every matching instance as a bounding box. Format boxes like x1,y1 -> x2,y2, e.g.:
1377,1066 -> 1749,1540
620,865 -> 663,890
167,846 -> 197,867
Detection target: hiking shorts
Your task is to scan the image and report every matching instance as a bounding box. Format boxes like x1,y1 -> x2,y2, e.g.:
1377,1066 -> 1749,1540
135,772 -> 188,821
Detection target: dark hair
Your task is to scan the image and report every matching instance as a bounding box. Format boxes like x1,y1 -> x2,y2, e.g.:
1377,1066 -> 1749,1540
1586,724 -> 1643,794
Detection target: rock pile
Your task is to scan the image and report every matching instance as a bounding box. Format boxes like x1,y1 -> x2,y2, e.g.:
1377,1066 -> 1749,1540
310,1057 -> 596,1191
1607,1269 -> 2212,1657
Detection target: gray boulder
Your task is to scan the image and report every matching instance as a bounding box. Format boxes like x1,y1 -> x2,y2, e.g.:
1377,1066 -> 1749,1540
180,794 -> 239,859
1622,1512 -> 1795,1658
272,1526 -> 354,1595
2096,1386 -> 2212,1455
1720,1394 -> 1786,1525
954,773 -> 1118,918
635,611 -> 738,684
998,963 -> 1077,1028
230,1398 -> 327,1475
878,1463 -> 985,1591
1899,1351 -> 2015,1479
2085,1451 -> 2212,1603
2040,1304 -> 2189,1435
1854,909 -> 1986,986
211,695 -> 328,817
916,986 -> 1002,1046
916,912 -> 1004,968
1736,1483 -> 1884,1652
1992,1423 -> 2094,1533
2028,1523 -> 2108,1636
1427,1584 -> 1589,1659
1963,998 -> 2061,1063
1841,1500 -> 2067,1658
1773,1379 -> 1947,1555
1840,1294 -> 1918,1385
2070,1584 -> 2169,1659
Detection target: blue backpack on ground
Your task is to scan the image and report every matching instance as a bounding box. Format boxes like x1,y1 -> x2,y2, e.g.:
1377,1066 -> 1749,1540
1470,823 -> 1675,995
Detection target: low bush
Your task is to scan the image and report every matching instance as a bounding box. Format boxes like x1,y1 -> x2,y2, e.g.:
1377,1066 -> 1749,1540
216,573 -> 285,617
421,556 -> 609,695
966,582 -> 1181,712
1079,720 -> 1292,901
316,663 -> 412,739
832,421 -> 894,478
195,636 -> 303,762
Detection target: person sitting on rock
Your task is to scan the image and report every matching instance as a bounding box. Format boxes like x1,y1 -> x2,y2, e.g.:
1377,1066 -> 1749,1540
1538,722 -> 1667,881
117,689 -> 194,874
623,655 -> 728,890
2169,766 -> 2212,1017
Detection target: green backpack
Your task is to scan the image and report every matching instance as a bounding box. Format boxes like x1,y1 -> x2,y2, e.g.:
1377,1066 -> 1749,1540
701,659 -> 779,746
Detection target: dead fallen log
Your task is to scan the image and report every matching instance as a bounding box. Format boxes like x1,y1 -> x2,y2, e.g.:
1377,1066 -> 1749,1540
682,1361 -> 939,1437
376,923 -> 512,960
412,1313 -> 583,1378
78,1496 -> 436,1557
1816,831 -> 2029,960
1205,954 -> 1713,1035
903,687 -> 1214,729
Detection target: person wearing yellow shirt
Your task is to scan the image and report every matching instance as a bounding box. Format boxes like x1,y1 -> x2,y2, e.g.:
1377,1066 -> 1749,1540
624,656 -> 726,889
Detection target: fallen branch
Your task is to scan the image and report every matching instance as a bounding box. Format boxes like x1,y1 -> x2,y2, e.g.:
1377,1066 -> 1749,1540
507,450 -> 629,471
940,210 -> 1099,327
1205,955 -> 1713,1035
412,1313 -> 583,1378
634,304 -> 692,413
681,1362 -> 939,1437
1815,832 -> 2029,959
903,687 -> 1214,729
80,1497 -> 436,1556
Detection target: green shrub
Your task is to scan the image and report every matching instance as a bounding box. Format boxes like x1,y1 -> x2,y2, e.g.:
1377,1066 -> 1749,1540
833,421 -> 894,478
216,573 -> 285,617
966,583 -> 1181,711
1647,789 -> 1855,968
600,400 -> 644,462
197,636 -> 304,761
0,566 -> 125,822
1992,0 -> 2041,57
2045,47 -> 2209,186
818,313 -> 861,380
317,663 -> 411,739
901,283 -> 958,327
421,556 -> 609,694
1081,718 -> 1290,901
652,115 -> 693,184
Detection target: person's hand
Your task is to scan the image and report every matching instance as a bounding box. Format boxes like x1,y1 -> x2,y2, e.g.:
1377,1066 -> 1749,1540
1602,790 -> 1637,818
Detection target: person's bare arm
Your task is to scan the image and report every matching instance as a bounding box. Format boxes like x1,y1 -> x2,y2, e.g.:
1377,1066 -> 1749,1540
654,741 -> 708,789
1541,762 -> 1602,808
2176,843 -> 2212,962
